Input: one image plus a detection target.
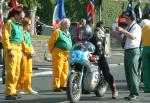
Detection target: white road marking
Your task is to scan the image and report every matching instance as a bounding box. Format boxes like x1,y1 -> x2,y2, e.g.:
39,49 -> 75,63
32,71 -> 52,77
0,70 -> 52,82
0,63 -> 124,82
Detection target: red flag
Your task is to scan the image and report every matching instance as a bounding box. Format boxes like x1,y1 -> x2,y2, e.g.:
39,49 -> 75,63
52,0 -> 66,30
87,0 -> 95,24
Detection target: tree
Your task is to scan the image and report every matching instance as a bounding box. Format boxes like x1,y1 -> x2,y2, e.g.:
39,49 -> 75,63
17,0 -> 40,10
17,0 -> 40,35
36,0 -> 55,25
64,0 -> 87,22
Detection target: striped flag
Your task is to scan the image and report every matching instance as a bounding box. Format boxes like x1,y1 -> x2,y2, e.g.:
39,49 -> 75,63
87,0 -> 95,24
0,0 -> 4,42
52,0 -> 66,30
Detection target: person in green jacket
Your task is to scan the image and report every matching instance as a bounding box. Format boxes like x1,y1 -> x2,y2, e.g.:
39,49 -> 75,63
2,8 -> 25,100
16,17 -> 38,95
48,18 -> 72,92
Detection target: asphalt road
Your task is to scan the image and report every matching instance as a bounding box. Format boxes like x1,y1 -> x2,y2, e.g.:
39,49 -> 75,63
0,64 -> 150,103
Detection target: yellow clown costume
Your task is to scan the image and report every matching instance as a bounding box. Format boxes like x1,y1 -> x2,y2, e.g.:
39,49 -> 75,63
2,18 -> 23,96
48,29 -> 72,90
16,30 -> 34,93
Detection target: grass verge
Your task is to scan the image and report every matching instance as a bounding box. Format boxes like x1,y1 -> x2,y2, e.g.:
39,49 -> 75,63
31,35 -> 50,41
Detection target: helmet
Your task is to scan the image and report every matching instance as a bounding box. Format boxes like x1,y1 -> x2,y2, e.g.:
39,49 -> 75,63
80,25 -> 92,40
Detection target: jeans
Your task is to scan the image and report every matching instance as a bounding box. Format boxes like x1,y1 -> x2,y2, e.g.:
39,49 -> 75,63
98,54 -> 115,86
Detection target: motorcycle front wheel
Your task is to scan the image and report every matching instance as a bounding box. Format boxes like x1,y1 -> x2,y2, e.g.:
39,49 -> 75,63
66,72 -> 82,103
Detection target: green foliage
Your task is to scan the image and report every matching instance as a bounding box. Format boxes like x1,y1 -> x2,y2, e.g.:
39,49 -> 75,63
17,0 -> 40,9
36,0 -> 55,25
30,0 -> 147,28
95,0 -> 125,27
94,0 -> 146,27
64,0 -> 87,22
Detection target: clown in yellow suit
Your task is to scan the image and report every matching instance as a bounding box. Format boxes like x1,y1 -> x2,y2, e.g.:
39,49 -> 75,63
2,9 -> 25,100
16,17 -> 38,95
48,18 -> 72,92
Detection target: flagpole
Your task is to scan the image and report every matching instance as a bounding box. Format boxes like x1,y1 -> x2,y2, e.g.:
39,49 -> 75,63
99,0 -> 102,22
99,4 -> 102,21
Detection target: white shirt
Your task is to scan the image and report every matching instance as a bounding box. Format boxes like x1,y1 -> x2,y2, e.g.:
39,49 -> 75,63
140,19 -> 150,28
124,23 -> 141,49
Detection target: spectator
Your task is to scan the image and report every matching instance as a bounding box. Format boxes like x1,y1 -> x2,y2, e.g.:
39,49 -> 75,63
16,17 -> 38,95
3,2 -> 12,23
89,27 -> 118,99
141,24 -> 150,93
35,16 -> 42,35
2,9 -> 25,100
140,10 -> 150,92
140,12 -> 150,28
96,21 -> 105,34
48,18 -> 72,92
75,18 -> 92,42
75,18 -> 86,42
118,11 -> 128,29
7,0 -> 23,20
136,12 -> 150,85
113,10 -> 141,100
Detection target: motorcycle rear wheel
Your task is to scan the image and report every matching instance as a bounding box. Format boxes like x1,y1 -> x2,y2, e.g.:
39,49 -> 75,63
95,79 -> 108,97
66,72 -> 82,103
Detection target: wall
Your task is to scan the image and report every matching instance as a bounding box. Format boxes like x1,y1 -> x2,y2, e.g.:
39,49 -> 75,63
32,40 -> 51,65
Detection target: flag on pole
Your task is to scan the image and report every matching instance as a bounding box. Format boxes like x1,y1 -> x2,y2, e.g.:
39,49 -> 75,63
87,0 -> 95,24
126,0 -> 133,12
52,0 -> 66,30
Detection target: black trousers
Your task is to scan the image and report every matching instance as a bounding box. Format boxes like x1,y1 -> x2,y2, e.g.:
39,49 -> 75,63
98,54 -> 115,86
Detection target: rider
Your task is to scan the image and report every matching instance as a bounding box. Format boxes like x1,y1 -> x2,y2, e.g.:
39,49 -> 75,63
89,27 -> 118,99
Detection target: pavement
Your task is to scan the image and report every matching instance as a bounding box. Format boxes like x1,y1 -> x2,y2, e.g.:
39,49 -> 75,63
108,47 -> 124,65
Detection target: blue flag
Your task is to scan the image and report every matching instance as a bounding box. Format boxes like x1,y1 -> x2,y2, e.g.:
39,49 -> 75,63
52,0 -> 66,29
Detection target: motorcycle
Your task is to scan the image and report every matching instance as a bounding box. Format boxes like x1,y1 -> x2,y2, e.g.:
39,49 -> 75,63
66,41 -> 108,103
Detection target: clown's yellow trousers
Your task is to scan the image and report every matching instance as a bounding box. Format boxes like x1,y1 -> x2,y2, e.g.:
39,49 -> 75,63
52,48 -> 69,90
16,54 -> 32,92
4,44 -> 22,96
